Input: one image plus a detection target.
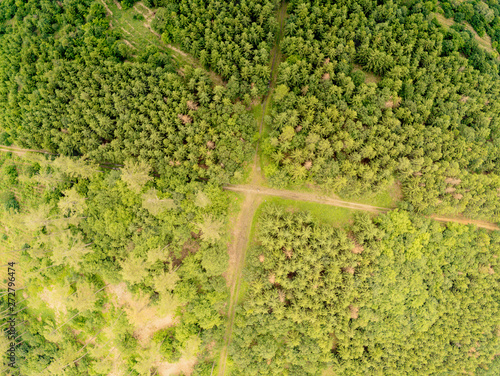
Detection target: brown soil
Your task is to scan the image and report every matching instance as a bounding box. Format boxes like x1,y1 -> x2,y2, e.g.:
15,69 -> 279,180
113,0 -> 122,10
431,216 -> 499,231
157,357 -> 196,376
349,305 -> 359,319
224,185 -> 389,213
107,283 -> 178,347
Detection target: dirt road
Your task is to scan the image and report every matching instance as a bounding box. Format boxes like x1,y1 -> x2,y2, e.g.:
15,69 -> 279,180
217,4 -> 288,375
217,193 -> 262,376
225,184 -> 500,231
225,185 -> 389,213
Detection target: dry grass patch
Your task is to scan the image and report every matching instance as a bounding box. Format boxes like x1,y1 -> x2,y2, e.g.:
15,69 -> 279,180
353,64 -> 381,84
349,305 -> 359,319
157,357 -> 197,376
39,285 -> 69,322
107,283 -> 179,347
445,177 -> 462,185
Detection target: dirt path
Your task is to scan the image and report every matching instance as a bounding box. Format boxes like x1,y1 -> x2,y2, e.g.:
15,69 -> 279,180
217,4 -> 288,376
99,0 -> 113,16
431,216 -> 499,231
225,185 -> 388,213
0,146 -> 55,156
217,193 -> 262,376
225,185 -> 500,231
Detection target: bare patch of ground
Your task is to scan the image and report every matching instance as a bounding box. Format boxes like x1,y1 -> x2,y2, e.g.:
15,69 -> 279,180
353,63 -> 381,84
157,357 -> 197,376
107,283 -> 178,347
431,215 -> 499,231
113,0 -> 122,10
39,285 -> 69,322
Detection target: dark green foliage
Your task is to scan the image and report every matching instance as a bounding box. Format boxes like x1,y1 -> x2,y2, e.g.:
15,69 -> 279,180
152,0 -> 279,97
444,0 -> 500,53
0,0 -> 253,186
121,0 -> 135,10
0,131 -> 11,145
263,0 -> 500,220
0,190 -> 19,211
3,164 -> 17,184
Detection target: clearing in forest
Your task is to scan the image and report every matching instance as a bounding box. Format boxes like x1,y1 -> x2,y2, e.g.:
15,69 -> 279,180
433,12 -> 495,54
101,0 -> 225,86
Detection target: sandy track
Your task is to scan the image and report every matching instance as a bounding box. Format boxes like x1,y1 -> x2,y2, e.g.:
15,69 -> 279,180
225,185 -> 500,231
217,193 -> 262,376
431,216 -> 499,231
217,4 -> 288,375
224,185 -> 389,213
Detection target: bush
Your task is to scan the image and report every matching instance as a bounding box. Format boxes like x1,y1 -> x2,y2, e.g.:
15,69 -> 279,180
1,191 -> 19,211
0,131 -> 11,146
3,165 -> 18,184
121,0 -> 135,10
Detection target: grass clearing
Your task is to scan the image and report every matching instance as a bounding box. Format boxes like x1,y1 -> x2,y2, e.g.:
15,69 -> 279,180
104,0 -> 164,53
322,367 -> 336,376
340,180 -> 402,209
353,63 -> 381,84
261,196 -> 356,226
102,0 -> 226,85
433,12 -> 496,55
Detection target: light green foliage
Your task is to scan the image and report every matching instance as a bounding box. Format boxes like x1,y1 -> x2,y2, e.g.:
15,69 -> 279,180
0,154 -> 230,374
196,214 -> 223,243
57,187 -> 86,216
121,160 -> 153,194
232,207 -> 500,375
142,188 -> 176,215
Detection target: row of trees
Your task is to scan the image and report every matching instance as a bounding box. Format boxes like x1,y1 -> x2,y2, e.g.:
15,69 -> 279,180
152,0 -> 280,97
0,153 -> 231,374
231,205 -> 500,375
262,0 -> 500,220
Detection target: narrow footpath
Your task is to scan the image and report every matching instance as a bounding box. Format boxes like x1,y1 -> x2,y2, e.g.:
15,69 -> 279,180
216,3 -> 288,375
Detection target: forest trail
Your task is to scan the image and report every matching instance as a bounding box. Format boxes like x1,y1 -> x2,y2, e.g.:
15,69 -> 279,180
217,3 -> 288,375
225,185 -> 388,213
224,185 -> 500,231
0,146 -> 55,156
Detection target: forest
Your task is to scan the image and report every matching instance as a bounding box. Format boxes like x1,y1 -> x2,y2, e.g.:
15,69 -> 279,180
150,0 -> 279,97
262,0 -> 500,220
231,205 -> 500,375
0,151 -> 231,375
1,0 -> 500,374
0,0 -> 255,187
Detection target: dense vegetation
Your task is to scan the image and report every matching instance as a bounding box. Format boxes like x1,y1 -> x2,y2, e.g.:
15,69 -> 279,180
0,153 -> 230,374
231,205 -> 500,375
0,0 -> 255,186
440,0 -> 500,53
2,0 -> 500,374
262,0 -> 500,220
151,0 -> 279,98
